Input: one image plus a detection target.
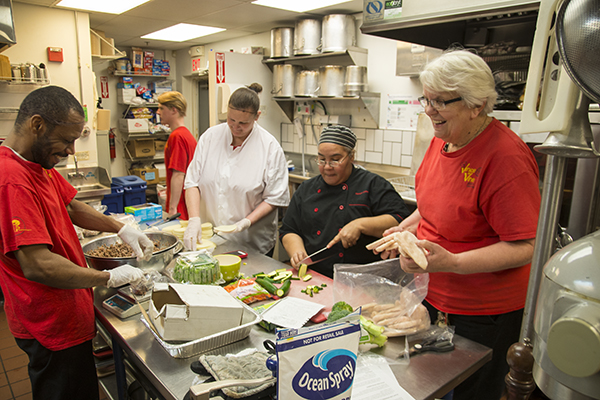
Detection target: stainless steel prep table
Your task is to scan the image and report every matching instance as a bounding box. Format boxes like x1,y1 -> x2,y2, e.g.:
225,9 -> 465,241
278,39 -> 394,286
94,242 -> 491,400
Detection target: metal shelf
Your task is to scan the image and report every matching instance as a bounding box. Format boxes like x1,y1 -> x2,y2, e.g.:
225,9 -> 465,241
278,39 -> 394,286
262,47 -> 368,70
112,72 -> 170,78
275,92 -> 381,129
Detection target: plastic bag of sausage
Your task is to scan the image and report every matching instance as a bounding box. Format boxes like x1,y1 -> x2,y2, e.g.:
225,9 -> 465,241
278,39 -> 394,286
333,258 -> 430,337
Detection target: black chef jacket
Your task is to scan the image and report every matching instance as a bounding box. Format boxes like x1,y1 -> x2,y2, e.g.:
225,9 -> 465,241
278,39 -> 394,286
279,166 -> 411,278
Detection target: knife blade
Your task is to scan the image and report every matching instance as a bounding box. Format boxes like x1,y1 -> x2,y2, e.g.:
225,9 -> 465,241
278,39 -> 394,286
146,213 -> 181,228
299,245 -> 338,266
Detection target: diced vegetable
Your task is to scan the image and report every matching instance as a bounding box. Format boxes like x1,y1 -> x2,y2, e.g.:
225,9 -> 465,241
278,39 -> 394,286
302,274 -> 312,282
298,263 -> 308,278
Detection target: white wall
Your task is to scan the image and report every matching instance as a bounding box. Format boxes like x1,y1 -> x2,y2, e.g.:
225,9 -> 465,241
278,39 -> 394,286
3,3 -> 97,167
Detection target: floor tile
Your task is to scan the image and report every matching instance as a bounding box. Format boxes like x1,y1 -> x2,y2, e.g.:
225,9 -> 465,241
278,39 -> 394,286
0,373 -> 7,387
15,394 -> 32,400
0,330 -> 12,340
3,356 -> 27,373
0,385 -> 13,400
10,379 -> 30,397
0,338 -> 15,351
6,367 -> 28,384
0,347 -> 24,361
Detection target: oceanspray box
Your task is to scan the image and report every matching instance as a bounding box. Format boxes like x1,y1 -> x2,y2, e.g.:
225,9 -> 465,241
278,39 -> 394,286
275,313 -> 361,400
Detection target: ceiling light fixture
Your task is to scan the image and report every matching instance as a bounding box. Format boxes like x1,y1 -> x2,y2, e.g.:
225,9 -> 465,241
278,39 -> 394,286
56,0 -> 150,14
251,0 -> 352,13
141,23 -> 225,42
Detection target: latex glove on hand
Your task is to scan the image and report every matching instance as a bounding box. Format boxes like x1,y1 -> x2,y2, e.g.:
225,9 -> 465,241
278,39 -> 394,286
105,264 -> 145,288
118,224 -> 153,261
233,218 -> 252,233
184,217 -> 202,250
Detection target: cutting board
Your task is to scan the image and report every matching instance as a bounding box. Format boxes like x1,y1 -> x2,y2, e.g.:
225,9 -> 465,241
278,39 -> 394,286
271,267 -> 334,323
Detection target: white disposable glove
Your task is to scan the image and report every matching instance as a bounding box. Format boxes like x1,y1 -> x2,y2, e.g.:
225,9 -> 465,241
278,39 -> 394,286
105,264 -> 145,288
233,218 -> 252,233
184,217 -> 202,250
118,224 -> 153,261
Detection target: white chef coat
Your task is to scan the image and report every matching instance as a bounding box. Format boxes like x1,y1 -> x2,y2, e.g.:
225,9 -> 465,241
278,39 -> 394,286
184,122 -> 290,253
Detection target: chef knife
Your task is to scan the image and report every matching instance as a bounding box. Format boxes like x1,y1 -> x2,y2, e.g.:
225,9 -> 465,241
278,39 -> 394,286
299,244 -> 339,266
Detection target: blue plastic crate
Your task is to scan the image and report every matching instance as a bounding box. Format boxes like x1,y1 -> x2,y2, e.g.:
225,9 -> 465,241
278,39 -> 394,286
101,184 -> 125,214
112,176 -> 147,207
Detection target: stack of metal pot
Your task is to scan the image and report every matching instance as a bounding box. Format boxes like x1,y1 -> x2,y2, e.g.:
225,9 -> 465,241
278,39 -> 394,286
270,14 -> 364,98
269,13 -> 357,58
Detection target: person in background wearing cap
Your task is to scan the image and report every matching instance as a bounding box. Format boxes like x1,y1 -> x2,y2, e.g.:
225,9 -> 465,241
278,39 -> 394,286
157,91 -> 197,220
0,86 -> 151,400
279,125 -> 411,278
183,83 -> 290,255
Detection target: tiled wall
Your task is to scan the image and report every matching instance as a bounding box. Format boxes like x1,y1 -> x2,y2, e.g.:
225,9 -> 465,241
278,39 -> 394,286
279,123 -> 416,168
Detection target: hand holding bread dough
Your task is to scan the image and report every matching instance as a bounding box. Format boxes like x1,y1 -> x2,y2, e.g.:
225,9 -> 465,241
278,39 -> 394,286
398,231 -> 428,270
366,231 -> 428,269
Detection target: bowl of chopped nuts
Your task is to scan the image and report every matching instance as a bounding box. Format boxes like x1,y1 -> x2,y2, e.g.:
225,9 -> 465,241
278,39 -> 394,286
82,231 -> 181,272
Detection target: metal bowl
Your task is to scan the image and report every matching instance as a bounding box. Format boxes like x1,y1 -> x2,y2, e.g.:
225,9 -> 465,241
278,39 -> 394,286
83,232 -> 181,272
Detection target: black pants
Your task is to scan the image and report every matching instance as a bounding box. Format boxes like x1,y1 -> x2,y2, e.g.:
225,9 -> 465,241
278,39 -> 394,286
16,338 -> 99,400
424,301 -> 523,400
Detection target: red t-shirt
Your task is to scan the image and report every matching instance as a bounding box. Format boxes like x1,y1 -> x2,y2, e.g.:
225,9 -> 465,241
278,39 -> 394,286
415,119 -> 541,315
164,126 -> 197,220
0,146 -> 95,351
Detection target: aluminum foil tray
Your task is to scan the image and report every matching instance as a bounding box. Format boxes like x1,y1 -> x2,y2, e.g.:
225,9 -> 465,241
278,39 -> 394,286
140,300 -> 261,358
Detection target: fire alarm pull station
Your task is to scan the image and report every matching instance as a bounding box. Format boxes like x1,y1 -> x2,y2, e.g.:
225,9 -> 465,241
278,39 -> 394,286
47,47 -> 64,63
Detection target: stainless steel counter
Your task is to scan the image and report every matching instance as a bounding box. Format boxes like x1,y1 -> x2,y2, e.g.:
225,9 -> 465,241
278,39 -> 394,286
94,242 -> 491,400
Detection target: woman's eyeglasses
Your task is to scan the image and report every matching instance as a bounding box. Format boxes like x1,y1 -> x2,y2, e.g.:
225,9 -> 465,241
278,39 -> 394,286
418,96 -> 462,111
315,154 -> 348,167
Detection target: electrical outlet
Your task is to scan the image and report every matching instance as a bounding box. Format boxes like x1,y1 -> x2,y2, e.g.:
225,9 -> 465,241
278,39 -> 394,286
75,151 -> 90,161
295,101 -> 313,115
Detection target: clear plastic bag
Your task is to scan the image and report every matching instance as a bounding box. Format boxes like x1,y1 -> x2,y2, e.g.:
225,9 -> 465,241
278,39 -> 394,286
333,258 -> 430,337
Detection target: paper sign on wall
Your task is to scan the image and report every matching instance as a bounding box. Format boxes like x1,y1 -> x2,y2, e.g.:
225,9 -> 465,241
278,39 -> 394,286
100,76 -> 109,99
386,95 -> 422,130
216,52 -> 225,83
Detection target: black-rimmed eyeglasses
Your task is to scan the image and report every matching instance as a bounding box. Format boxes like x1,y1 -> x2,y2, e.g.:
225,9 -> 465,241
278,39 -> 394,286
418,96 -> 462,111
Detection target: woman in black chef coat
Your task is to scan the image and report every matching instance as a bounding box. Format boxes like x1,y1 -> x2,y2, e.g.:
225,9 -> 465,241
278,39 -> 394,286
280,125 -> 411,278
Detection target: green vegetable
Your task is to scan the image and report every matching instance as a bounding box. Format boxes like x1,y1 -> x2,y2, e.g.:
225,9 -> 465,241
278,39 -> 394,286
327,302 -> 354,322
359,315 -> 388,347
255,277 -> 278,295
332,301 -> 353,313
276,279 -> 291,297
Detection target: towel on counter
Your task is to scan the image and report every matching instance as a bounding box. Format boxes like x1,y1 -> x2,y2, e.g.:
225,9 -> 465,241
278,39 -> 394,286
198,350 -> 274,398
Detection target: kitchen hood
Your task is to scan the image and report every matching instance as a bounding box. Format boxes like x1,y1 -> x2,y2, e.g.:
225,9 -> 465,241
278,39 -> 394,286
361,0 -> 540,50
0,0 -> 16,53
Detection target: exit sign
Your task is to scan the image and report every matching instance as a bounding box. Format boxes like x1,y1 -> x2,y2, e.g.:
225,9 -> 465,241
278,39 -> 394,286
192,57 -> 204,73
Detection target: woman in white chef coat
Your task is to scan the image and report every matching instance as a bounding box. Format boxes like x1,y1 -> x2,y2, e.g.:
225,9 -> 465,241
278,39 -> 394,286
183,83 -> 290,255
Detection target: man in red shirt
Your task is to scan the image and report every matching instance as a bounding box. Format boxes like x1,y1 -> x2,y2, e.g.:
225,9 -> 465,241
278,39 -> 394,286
0,86 -> 152,400
157,91 -> 197,220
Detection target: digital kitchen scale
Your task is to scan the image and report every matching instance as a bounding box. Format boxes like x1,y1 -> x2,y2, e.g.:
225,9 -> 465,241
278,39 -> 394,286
102,293 -> 141,319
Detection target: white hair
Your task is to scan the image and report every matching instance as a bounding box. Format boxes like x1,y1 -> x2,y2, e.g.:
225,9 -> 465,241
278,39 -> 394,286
420,49 -> 497,114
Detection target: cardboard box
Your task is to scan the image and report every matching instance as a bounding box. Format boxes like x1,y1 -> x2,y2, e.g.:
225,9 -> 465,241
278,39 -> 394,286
124,202 -> 162,222
101,37 -> 115,56
131,47 -> 144,69
149,283 -> 244,341
90,30 -> 104,56
130,167 -> 160,184
120,119 -> 149,134
126,138 -> 155,157
154,140 -> 167,152
117,88 -> 136,104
